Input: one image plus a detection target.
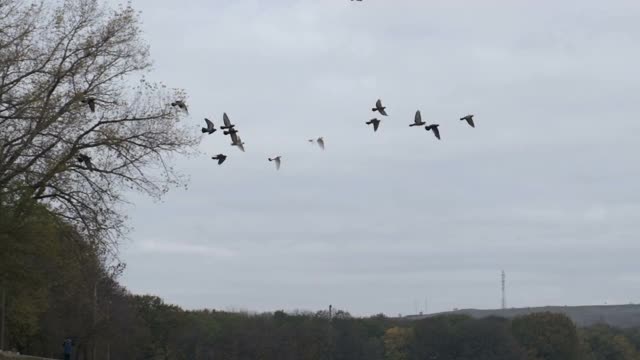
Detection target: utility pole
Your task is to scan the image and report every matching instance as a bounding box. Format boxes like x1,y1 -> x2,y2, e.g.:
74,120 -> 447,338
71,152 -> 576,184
1,286 -> 5,351
501,270 -> 506,310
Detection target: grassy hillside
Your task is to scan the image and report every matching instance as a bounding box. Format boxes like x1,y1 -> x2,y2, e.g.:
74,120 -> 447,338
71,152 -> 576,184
405,304 -> 640,328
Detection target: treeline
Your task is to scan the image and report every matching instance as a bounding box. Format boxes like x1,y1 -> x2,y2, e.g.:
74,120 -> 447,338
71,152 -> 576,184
2,204 -> 640,360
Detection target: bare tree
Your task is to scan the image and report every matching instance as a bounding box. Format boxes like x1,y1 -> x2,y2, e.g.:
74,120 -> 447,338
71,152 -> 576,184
0,0 -> 200,248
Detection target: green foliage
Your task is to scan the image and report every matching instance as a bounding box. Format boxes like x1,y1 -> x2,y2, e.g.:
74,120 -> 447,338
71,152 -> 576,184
511,312 -> 582,360
411,315 -> 526,360
581,325 -> 640,360
383,326 -> 413,360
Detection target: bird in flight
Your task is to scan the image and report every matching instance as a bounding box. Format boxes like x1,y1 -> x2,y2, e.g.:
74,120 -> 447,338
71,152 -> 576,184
460,114 -> 475,128
410,110 -> 426,127
366,118 -> 381,132
308,137 -> 325,150
171,100 -> 188,114
76,154 -> 93,170
221,113 -> 238,135
211,154 -> 227,165
230,133 -> 245,152
269,156 -> 282,170
425,124 -> 441,140
81,97 -> 96,113
201,118 -> 216,134
372,99 -> 388,116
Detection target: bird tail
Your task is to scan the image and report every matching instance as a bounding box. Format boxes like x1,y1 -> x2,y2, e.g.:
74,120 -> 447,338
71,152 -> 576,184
366,120 -> 372,124
410,124 -> 417,127
268,158 -> 273,161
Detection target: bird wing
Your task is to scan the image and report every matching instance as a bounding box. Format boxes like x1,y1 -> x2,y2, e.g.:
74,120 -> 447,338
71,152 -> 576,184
230,132 -> 239,144
467,118 -> 475,128
204,118 -> 214,130
433,126 -> 441,139
218,156 -> 226,165
88,101 -> 95,113
223,113 -> 232,127
373,121 -> 380,131
379,108 -> 388,116
235,136 -> 245,152
415,110 -> 421,124
275,158 -> 281,170
317,138 -> 325,150
376,99 -> 382,108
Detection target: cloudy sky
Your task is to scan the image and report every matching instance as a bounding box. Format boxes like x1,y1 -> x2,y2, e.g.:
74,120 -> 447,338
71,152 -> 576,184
114,0 -> 640,316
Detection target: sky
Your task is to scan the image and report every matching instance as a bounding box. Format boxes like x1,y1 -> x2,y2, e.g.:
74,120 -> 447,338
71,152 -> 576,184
112,0 -> 640,316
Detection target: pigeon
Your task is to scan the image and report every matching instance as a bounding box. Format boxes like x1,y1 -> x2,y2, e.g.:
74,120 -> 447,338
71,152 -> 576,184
201,118 -> 216,134
410,110 -> 426,127
81,97 -> 96,112
171,100 -> 188,114
221,113 -> 238,135
211,154 -> 227,165
425,124 -> 441,140
268,156 -> 281,170
309,137 -> 325,150
230,133 -> 245,152
460,114 -> 475,128
76,154 -> 93,170
372,99 -> 388,116
366,118 -> 381,132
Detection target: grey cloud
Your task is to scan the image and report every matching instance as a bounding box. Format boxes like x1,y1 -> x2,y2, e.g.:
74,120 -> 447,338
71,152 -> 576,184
109,0 -> 640,315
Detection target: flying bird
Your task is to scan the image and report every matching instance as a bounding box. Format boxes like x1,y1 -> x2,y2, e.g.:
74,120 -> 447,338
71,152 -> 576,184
230,133 -> 245,152
211,154 -> 227,165
201,118 -> 216,134
171,100 -> 188,114
372,99 -> 388,116
425,124 -> 441,140
76,154 -> 93,170
460,114 -> 475,128
309,137 -> 325,150
221,113 -> 238,135
81,97 -> 96,112
268,156 -> 282,170
410,110 -> 426,127
366,118 -> 381,132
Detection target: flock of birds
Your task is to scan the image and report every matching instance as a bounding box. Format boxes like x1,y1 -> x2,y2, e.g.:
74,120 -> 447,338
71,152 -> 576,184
73,97 -> 476,170
172,98 -> 474,170
72,96 -> 475,171
68,1 -> 481,171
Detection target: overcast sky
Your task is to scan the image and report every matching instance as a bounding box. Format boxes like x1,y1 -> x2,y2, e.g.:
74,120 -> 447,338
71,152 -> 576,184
113,0 -> 640,316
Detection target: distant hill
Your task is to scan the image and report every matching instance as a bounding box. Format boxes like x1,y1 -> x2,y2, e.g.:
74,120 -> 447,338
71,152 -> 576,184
404,304 -> 640,328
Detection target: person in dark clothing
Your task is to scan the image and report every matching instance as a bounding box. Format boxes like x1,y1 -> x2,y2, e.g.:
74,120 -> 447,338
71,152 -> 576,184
62,338 -> 73,360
